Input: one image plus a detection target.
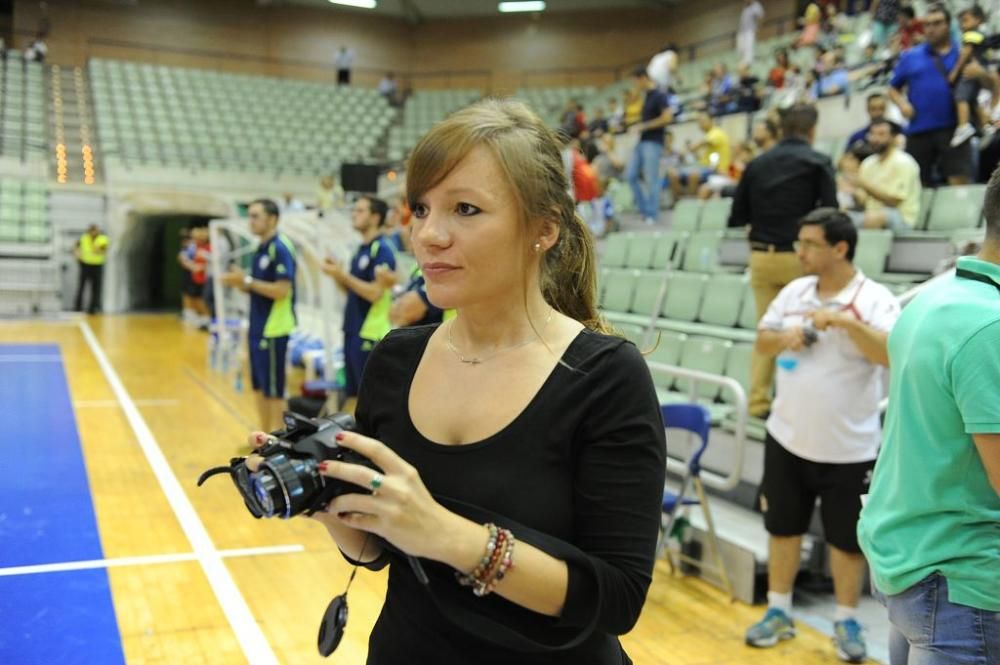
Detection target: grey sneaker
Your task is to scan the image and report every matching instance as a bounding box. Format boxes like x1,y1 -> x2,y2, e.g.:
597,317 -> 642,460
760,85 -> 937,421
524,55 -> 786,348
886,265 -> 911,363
745,607 -> 796,647
833,618 -> 867,663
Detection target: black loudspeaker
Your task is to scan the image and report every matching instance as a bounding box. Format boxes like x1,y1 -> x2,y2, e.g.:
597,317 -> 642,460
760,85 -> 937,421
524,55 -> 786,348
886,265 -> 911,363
340,163 -> 379,194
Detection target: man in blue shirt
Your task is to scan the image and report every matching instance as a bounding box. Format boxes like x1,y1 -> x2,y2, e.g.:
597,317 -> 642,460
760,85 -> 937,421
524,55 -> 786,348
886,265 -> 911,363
625,66 -> 673,225
322,195 -> 396,409
888,3 -> 972,186
220,198 -> 297,432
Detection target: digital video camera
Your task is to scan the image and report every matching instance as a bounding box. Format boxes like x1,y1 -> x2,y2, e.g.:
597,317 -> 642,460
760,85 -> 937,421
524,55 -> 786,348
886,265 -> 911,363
197,412 -> 379,519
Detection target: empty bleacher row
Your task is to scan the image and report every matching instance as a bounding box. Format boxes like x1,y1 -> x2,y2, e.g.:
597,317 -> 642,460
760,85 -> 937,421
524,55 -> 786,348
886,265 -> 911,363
0,177 -> 51,245
89,59 -> 395,175
0,53 -> 47,163
387,88 -> 480,162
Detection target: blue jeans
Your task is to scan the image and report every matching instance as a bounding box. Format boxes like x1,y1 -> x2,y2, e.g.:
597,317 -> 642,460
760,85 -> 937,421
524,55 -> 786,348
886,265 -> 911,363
876,573 -> 1000,665
626,139 -> 664,220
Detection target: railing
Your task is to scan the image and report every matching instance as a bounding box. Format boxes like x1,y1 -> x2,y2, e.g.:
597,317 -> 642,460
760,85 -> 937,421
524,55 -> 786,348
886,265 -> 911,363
646,363 -> 749,492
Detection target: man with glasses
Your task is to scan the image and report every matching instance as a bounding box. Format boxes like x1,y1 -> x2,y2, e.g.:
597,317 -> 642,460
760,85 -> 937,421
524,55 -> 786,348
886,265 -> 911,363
220,198 -> 297,432
889,3 -> 972,186
745,208 -> 900,664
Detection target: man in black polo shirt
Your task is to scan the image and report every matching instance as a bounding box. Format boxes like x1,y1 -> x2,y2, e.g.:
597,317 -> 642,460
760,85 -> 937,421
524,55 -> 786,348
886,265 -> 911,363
729,104 -> 837,418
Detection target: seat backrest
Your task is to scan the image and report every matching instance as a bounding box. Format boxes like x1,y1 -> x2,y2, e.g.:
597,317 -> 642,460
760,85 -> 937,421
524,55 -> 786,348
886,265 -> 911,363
652,230 -> 685,270
927,185 -> 986,231
738,278 -> 757,329
625,232 -> 657,269
723,342 -> 753,404
676,335 -> 732,400
855,229 -> 894,277
699,272 -> 747,327
601,232 -> 629,268
700,198 -> 732,231
601,269 -> 638,314
660,403 -> 712,473
917,188 -> 935,230
671,199 -> 702,233
617,323 -> 646,346
681,231 -> 724,273
661,271 -> 708,322
646,330 -> 687,389
632,271 -> 668,317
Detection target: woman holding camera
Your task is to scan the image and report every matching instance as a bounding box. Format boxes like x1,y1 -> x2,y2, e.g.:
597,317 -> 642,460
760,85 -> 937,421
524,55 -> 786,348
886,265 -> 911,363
249,99 -> 666,664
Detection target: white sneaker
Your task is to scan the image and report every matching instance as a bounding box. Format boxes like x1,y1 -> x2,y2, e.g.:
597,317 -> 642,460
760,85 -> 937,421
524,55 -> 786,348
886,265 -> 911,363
950,123 -> 976,147
643,216 -> 657,225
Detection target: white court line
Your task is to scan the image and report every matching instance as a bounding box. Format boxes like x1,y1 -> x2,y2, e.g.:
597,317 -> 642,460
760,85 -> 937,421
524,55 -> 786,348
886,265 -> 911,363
78,320 -> 280,665
74,398 -> 181,408
0,355 -> 63,362
0,544 -> 305,578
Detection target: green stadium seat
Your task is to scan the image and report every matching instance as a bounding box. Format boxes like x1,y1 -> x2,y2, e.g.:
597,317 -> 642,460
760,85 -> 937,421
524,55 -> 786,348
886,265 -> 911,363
661,271 -> 707,322
601,268 -> 638,314
918,188 -> 935,230
671,199 -> 702,232
652,230 -> 684,269
738,280 -> 758,330
625,233 -> 657,269
631,271 -> 668,319
645,330 -> 687,393
669,336 -> 733,402
699,273 -> 747,327
601,232 -> 629,268
855,229 -> 894,278
700,198 -> 732,231
926,185 -> 986,231
681,231 -> 724,273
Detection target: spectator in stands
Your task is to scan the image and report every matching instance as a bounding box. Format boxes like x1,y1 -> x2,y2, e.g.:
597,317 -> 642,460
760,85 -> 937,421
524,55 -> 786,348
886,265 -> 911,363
73,224 -> 108,315
949,5 -> 998,148
647,43 -> 679,92
321,195 -> 396,410
335,45 -> 355,86
752,117 -> 779,152
281,192 -> 305,214
625,67 -> 673,224
729,104 -> 838,418
592,134 -> 624,236
220,199 -> 297,432
870,0 -> 900,47
734,63 -> 763,112
708,63 -> 737,115
378,72 -> 398,105
607,97 -> 624,133
836,144 -> 874,212
316,174 -> 345,216
23,34 -> 47,63
699,142 -> 753,200
858,166 -> 1000,665
666,112 -> 730,204
890,4 -> 973,187
845,92 -> 889,151
587,108 -> 609,137
746,208 -> 899,664
738,0 -> 766,66
811,50 -> 851,98
794,2 -> 822,48
848,119 -> 922,230
894,6 -> 925,51
769,49 -> 791,88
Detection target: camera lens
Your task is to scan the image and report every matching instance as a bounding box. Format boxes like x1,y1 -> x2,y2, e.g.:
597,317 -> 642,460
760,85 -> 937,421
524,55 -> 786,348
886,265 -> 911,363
250,468 -> 284,518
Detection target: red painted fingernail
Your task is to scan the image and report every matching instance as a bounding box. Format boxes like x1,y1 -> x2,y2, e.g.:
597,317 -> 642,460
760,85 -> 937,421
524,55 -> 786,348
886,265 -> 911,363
335,432 -> 345,441
317,462 -> 328,472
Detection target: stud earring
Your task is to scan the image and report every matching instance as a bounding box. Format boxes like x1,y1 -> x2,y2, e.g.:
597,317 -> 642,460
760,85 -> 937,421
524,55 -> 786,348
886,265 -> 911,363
534,243 -> 542,252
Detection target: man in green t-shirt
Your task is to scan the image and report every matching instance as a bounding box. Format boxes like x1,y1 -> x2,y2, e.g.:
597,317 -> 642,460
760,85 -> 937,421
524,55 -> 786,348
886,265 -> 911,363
857,166 -> 1000,663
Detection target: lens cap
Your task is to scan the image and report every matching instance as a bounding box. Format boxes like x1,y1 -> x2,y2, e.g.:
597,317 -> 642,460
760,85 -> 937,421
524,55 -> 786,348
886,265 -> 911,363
317,594 -> 349,657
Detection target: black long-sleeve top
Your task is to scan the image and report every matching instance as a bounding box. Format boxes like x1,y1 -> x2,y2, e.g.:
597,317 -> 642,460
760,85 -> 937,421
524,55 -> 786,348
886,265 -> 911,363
728,137 -> 838,246
352,325 -> 667,665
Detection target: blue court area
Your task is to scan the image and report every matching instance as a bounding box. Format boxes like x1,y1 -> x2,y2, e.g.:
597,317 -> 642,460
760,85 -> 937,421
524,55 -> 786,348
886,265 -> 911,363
0,344 -> 125,664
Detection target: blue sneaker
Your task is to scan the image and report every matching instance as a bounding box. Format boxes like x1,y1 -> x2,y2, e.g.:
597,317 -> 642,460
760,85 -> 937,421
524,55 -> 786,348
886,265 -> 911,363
745,607 -> 796,647
833,618 -> 867,663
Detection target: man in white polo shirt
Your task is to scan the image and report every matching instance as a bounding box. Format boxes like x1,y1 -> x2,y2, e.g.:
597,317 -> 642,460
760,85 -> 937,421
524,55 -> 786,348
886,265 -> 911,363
745,208 -> 900,664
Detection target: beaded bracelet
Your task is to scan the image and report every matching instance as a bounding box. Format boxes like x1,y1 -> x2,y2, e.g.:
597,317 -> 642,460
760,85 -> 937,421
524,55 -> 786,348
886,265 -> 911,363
456,523 -> 517,597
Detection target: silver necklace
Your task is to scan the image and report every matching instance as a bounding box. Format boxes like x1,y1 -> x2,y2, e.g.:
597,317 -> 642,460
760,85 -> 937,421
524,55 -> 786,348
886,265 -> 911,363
446,309 -> 554,365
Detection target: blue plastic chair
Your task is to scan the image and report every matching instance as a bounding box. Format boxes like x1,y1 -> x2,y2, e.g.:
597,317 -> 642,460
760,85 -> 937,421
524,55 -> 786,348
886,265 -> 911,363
659,403 -> 734,599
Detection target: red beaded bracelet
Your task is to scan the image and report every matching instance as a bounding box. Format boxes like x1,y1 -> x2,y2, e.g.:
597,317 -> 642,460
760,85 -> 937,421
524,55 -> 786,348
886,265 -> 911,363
456,523 -> 516,597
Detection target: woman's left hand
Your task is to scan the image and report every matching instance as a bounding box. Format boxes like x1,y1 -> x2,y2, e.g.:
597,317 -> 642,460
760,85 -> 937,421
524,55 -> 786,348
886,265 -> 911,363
320,431 -> 457,561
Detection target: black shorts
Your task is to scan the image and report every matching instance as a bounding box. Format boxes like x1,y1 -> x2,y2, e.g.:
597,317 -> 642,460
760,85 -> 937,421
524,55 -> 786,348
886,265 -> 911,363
759,432 -> 874,553
954,77 -> 981,107
906,128 -> 974,185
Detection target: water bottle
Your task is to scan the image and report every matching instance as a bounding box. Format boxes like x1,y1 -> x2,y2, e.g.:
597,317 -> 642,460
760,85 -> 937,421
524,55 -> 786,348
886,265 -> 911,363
776,326 -> 818,372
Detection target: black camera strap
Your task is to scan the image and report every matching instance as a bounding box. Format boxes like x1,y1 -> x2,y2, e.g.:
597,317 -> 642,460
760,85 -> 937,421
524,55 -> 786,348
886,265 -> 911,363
956,267 -> 1000,293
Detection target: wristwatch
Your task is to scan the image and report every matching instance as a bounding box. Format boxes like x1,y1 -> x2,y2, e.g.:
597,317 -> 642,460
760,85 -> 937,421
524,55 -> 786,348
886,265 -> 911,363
243,275 -> 253,289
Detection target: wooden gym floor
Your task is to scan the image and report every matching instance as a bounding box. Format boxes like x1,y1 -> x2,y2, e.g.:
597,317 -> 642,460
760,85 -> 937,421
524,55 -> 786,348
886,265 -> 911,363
0,315 -> 849,664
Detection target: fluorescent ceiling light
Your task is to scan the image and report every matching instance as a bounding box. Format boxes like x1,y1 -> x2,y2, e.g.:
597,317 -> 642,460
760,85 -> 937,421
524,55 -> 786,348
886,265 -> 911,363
498,1 -> 546,12
328,0 -> 377,8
